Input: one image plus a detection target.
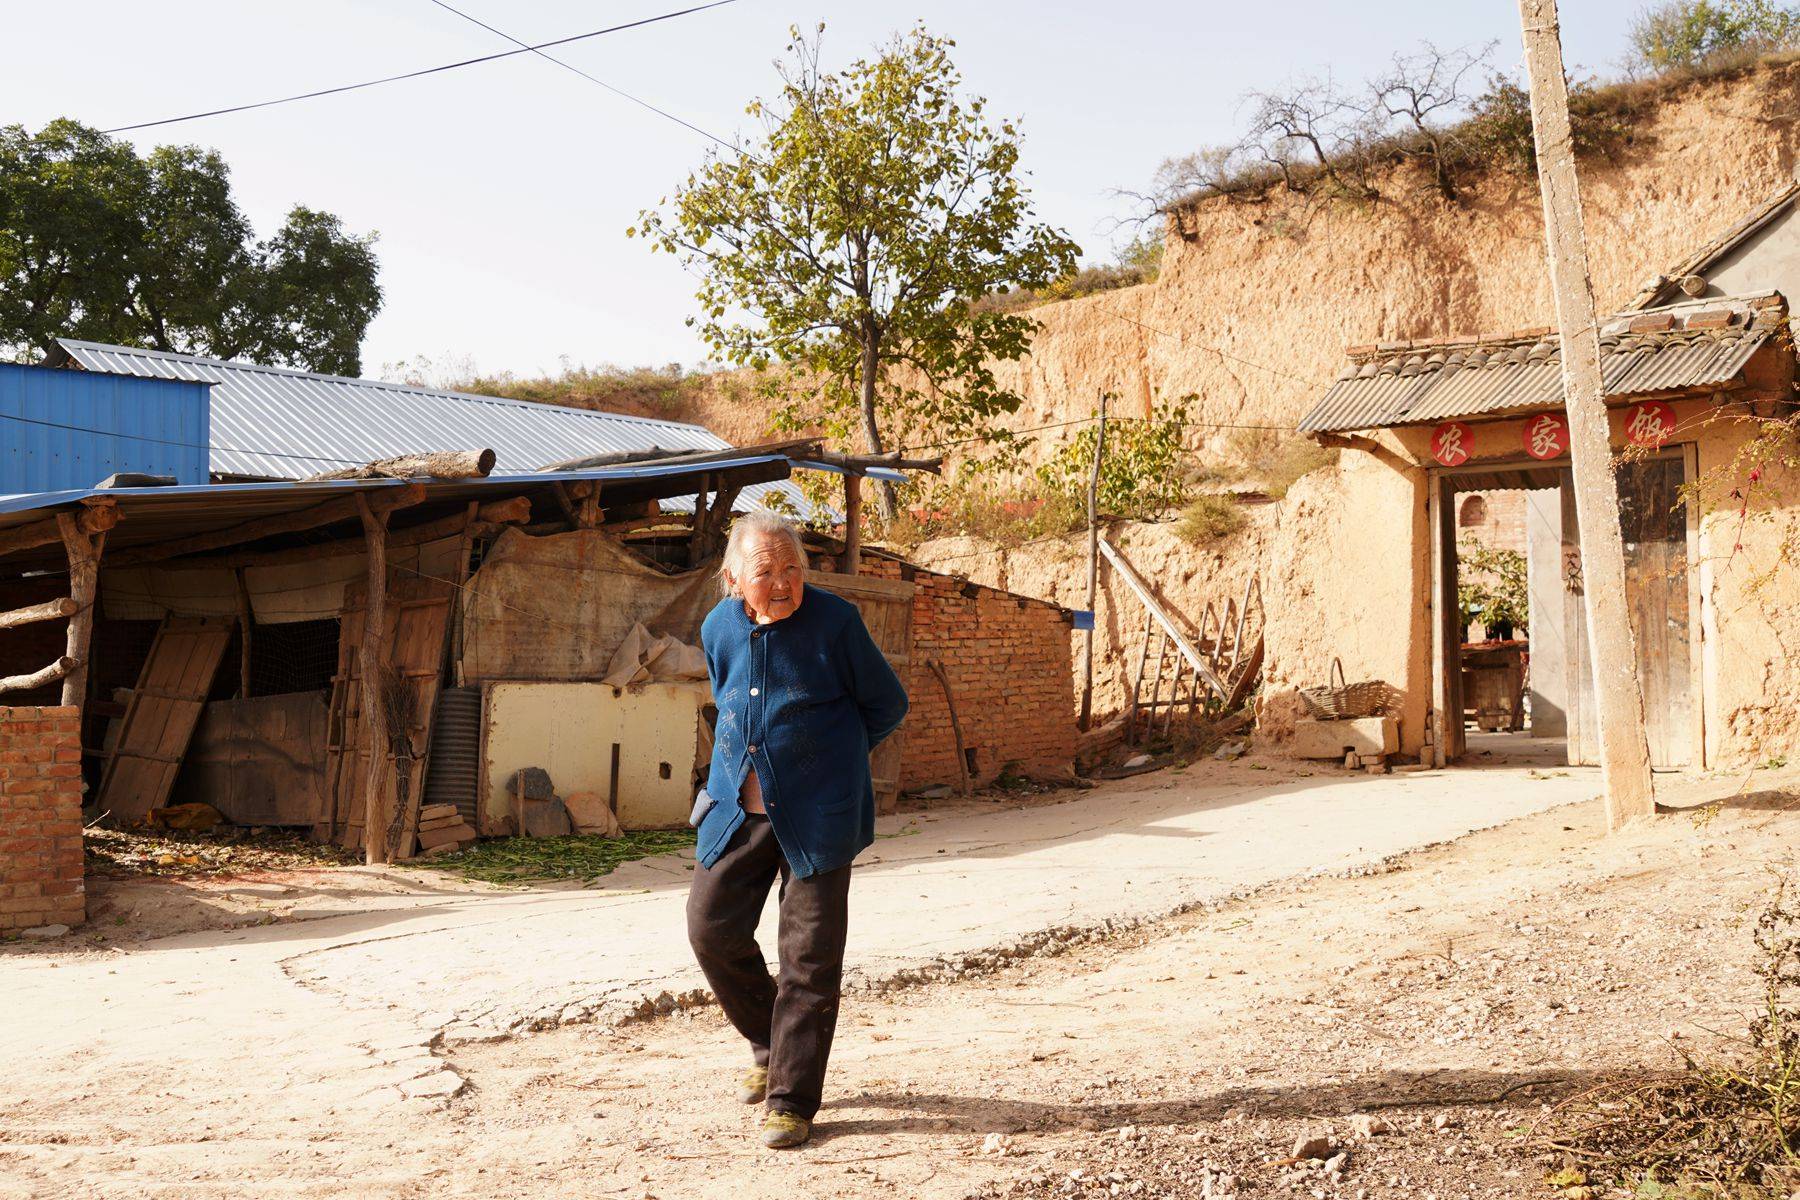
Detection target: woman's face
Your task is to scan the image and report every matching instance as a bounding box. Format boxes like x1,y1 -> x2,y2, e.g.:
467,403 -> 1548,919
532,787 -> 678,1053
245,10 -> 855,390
734,534 -> 805,624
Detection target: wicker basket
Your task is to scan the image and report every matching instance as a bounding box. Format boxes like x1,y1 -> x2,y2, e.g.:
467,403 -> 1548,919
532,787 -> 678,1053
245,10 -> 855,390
1298,658 -> 1393,720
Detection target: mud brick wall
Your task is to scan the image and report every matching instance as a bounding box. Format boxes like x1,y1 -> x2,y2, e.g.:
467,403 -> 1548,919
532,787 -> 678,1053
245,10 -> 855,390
0,706 -> 86,931
862,559 -> 1077,789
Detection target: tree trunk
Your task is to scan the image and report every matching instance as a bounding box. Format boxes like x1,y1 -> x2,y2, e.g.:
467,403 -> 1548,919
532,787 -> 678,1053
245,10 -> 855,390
858,333 -> 897,519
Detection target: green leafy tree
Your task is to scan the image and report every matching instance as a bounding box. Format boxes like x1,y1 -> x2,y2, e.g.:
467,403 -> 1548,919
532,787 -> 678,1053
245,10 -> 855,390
1628,0 -> 1800,72
1036,394 -> 1194,519
632,25 -> 1080,512
0,119 -> 381,374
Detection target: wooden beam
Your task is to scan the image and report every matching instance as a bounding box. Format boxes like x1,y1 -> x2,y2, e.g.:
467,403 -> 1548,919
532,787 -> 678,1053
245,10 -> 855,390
57,514 -> 102,709
809,449 -> 945,475
578,485 -> 602,530
541,437 -> 823,474
109,484 -> 425,568
0,656 -> 76,694
305,449 -> 495,482
0,597 -> 78,630
153,497 -> 529,571
356,494 -> 392,866
549,482 -> 579,526
842,473 -> 863,576
0,501 -> 118,561
235,569 -> 254,699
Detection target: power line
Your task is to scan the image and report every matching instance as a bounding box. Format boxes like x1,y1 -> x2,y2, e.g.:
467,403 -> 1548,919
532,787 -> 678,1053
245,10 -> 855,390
423,0 -> 743,155
103,0 -> 741,134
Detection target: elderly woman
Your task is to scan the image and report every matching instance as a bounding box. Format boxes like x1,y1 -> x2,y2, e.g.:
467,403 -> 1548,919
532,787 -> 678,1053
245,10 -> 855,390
687,510 -> 909,1150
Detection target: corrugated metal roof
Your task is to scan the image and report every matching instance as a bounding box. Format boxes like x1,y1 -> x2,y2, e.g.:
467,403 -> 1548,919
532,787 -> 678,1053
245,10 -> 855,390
50,338 -> 814,514
0,454 -> 798,572
1299,293 -> 1784,434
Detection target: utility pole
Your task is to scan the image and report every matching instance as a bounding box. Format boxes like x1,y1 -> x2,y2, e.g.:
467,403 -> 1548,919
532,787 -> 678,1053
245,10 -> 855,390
1078,392 -> 1109,732
1517,0 -> 1656,829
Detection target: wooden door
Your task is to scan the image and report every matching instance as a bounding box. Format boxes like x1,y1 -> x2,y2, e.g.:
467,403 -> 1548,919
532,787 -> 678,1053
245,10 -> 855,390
97,616 -> 234,824
1563,456 -> 1692,768
804,570 -> 915,813
324,572 -> 454,855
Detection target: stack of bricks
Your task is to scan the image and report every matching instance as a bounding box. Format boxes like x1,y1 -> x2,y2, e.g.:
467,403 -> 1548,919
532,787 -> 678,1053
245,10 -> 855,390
0,706 -> 86,932
861,558 -> 1077,790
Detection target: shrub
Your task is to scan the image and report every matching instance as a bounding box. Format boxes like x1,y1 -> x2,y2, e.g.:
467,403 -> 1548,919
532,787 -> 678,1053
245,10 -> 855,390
878,480 -> 1087,551
1174,495 -> 1247,544
1628,0 -> 1800,73
1036,394 -> 1194,520
1538,875 -> 1800,1194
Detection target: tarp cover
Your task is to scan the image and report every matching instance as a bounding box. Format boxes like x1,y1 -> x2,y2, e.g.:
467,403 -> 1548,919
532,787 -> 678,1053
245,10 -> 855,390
458,528 -> 719,683
602,622 -> 708,688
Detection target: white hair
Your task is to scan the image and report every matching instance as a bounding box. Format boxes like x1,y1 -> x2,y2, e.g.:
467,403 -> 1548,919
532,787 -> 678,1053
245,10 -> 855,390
719,509 -> 807,596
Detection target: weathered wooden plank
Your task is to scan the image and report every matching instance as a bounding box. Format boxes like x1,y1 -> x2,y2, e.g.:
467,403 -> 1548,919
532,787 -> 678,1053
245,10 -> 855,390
95,617 -> 233,824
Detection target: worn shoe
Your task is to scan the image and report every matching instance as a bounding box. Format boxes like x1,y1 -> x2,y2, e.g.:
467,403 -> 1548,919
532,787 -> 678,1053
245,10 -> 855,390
760,1110 -> 812,1149
737,1066 -> 768,1105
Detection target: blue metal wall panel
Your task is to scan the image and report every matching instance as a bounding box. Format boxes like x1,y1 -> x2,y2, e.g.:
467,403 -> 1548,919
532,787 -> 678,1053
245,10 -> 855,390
0,363 -> 210,492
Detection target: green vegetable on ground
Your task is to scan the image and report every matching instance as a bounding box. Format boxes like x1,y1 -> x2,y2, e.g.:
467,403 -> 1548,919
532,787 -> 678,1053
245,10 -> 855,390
406,830 -> 696,886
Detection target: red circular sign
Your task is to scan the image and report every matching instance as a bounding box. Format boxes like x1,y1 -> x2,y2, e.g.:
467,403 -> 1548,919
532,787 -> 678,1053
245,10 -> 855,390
1521,412 -> 1569,460
1624,400 -> 1677,447
1431,421 -> 1474,466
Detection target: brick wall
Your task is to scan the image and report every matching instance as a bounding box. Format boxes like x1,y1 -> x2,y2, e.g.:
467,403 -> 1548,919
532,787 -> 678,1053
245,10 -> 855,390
1456,490 -> 1529,556
0,706 -> 86,931
860,558 -> 1077,789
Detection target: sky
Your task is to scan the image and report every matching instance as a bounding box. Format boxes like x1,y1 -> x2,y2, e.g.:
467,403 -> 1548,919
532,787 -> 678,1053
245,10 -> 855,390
6,1 -> 1646,379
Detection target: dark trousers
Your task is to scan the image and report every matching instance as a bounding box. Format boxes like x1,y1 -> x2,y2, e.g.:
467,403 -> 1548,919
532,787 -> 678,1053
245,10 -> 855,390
686,816 -> 851,1120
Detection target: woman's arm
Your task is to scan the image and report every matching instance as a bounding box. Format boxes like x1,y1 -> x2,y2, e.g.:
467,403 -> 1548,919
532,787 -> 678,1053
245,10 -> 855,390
838,614 -> 909,748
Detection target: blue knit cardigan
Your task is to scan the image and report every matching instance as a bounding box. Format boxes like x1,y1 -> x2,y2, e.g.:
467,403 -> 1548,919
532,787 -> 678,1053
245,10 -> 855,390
695,586 -> 909,878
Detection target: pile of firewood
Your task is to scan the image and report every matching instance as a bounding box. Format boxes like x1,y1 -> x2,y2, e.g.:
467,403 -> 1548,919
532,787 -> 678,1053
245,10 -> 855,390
413,804 -> 477,856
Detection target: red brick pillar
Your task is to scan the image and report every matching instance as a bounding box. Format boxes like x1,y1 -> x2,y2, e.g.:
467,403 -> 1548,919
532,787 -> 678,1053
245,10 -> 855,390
0,705 -> 86,933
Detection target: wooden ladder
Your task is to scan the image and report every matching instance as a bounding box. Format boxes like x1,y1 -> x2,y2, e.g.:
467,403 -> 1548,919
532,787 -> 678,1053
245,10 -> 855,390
1100,539 -> 1265,742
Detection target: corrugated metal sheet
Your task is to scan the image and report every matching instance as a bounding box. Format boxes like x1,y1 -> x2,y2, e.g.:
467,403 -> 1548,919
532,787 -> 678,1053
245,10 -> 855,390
423,687 -> 482,826
0,453 -> 796,575
1,361 -> 210,490
1300,325 -> 1773,433
51,339 -> 814,514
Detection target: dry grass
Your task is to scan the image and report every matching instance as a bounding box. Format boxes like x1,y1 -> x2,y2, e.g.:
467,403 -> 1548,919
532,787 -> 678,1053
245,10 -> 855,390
1538,873 -> 1800,1197
1173,495 -> 1247,544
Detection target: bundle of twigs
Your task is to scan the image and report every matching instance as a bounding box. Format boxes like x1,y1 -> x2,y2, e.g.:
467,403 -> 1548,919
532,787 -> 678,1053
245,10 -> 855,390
378,665 -> 421,857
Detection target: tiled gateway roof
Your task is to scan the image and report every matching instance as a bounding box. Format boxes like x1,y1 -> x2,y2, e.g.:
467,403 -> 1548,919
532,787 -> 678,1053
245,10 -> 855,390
1298,291 -> 1786,434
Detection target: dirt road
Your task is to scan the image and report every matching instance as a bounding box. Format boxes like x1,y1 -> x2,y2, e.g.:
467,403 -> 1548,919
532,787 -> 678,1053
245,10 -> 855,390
1,757 -> 1792,1199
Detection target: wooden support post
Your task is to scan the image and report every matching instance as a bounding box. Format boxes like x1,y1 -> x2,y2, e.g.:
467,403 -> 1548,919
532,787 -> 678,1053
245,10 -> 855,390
355,494 -> 392,866
235,569 -> 254,699
842,473 -> 863,576
1080,393 -> 1109,731
55,513 -> 103,710
689,474 -> 712,565
1518,0 -> 1655,828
